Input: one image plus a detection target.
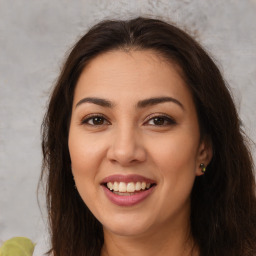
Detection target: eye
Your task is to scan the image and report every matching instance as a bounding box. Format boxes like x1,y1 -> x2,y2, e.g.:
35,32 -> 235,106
145,114 -> 176,126
81,114 -> 110,126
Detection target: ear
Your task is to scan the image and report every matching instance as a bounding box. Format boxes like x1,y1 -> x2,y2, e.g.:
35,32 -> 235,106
195,138 -> 213,176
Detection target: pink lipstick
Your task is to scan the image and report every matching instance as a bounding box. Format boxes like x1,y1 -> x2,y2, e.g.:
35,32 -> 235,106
101,174 -> 156,207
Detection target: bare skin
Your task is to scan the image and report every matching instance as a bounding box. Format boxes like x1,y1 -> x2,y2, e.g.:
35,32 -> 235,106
68,50 -> 212,256
101,217 -> 198,256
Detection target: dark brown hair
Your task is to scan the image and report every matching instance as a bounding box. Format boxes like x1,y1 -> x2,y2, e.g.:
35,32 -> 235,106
41,17 -> 256,256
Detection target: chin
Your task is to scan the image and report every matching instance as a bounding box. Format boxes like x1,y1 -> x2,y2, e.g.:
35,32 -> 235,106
104,224 -> 150,237
101,214 -> 153,237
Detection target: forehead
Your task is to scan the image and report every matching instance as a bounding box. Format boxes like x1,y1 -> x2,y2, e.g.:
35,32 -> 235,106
74,50 -> 192,106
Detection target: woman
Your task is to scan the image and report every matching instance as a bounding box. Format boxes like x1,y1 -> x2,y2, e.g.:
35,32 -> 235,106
40,17 -> 256,256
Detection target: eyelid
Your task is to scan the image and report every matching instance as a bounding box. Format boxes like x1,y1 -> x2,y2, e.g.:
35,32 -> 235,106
81,113 -> 111,126
143,113 -> 177,126
80,112 -> 176,126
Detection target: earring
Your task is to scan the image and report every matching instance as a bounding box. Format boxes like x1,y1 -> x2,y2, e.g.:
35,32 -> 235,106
200,163 -> 206,173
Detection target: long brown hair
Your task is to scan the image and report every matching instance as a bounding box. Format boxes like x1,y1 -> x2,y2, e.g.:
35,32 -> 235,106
41,17 -> 256,256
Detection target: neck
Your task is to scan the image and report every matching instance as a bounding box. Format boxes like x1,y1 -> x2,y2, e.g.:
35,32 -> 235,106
101,216 -> 198,256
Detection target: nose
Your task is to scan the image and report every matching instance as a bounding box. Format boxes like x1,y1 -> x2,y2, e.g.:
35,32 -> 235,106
106,125 -> 146,166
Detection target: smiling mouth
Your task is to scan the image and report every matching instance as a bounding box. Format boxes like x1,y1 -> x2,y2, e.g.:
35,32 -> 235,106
103,181 -> 156,195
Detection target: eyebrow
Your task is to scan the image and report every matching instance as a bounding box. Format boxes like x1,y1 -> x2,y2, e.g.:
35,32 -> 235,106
76,97 -> 113,108
137,97 -> 184,110
75,96 -> 184,110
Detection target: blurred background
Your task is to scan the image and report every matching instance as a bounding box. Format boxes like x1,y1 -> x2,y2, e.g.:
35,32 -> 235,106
0,0 -> 256,244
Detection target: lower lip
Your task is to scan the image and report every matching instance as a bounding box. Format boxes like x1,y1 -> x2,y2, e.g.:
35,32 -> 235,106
102,185 -> 155,207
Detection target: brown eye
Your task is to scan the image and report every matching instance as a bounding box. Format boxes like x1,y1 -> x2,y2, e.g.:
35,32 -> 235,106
82,115 -> 110,126
91,117 -> 105,125
152,117 -> 165,125
146,115 -> 176,126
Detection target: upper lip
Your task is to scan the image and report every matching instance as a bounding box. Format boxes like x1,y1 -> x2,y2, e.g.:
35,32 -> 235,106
101,174 -> 156,184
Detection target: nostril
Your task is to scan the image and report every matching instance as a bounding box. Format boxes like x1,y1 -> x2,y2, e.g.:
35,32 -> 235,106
106,137 -> 147,165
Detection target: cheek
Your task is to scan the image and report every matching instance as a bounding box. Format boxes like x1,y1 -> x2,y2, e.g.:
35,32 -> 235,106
149,133 -> 199,172
69,130 -> 106,172
69,141 -> 99,213
148,133 -> 198,206
68,130 -> 103,199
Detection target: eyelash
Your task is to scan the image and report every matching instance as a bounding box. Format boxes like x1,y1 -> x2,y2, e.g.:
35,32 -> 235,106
81,114 -> 109,126
81,113 -> 177,127
144,114 -> 177,126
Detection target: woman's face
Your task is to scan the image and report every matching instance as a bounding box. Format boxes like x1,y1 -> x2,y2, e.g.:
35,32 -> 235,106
69,50 -> 211,237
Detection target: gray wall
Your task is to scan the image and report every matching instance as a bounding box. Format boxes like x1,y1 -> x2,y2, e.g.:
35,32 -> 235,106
0,0 -> 256,243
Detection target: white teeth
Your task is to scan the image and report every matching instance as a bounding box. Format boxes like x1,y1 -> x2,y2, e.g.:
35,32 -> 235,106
113,181 -> 119,192
127,182 -> 135,192
106,181 -> 152,193
107,182 -> 113,190
135,182 -> 141,191
119,182 -> 126,192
